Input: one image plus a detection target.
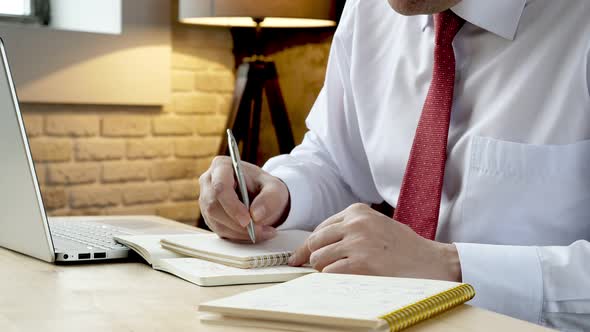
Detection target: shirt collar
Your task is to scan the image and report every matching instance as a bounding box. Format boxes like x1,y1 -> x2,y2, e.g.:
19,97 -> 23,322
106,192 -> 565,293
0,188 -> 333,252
420,0 -> 526,40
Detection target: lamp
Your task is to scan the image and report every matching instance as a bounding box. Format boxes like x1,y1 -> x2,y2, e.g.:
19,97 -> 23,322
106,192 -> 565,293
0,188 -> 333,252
179,1 -> 337,28
179,0 -> 338,163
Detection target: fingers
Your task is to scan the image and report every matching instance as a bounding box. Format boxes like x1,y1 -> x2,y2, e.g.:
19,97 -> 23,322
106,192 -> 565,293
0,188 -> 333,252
322,258 -> 352,274
205,214 -> 277,242
249,176 -> 289,226
305,224 -> 346,271
307,223 -> 344,252
210,161 -> 250,227
199,155 -> 287,243
309,242 -> 347,272
255,224 -> 278,242
204,200 -> 249,234
288,242 -> 311,267
206,217 -> 251,241
314,212 -> 345,232
289,211 -> 347,267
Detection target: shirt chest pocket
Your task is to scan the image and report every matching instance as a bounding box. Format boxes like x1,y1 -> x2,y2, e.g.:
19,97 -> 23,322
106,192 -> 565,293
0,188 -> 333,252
460,136 -> 590,245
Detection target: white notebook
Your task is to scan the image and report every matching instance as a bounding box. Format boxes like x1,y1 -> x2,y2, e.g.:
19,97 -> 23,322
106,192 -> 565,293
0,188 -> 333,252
200,273 -> 475,332
160,230 -> 311,269
115,234 -> 315,287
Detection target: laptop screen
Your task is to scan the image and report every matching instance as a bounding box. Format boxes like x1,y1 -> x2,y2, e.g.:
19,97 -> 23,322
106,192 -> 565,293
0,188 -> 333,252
0,38 -> 55,262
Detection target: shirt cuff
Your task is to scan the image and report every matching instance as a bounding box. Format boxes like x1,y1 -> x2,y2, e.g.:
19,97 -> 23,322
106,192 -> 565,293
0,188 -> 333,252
265,166 -> 314,231
454,243 -> 543,324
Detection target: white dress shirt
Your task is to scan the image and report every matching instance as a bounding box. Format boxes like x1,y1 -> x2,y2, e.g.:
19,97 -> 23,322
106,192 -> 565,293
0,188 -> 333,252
263,0 -> 590,330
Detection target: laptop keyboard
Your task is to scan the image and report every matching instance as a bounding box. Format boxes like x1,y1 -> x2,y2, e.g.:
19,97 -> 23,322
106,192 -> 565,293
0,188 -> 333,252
49,220 -> 130,250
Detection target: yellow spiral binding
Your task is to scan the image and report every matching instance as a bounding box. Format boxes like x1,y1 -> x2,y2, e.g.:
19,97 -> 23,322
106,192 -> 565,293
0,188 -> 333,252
378,284 -> 475,332
251,252 -> 292,268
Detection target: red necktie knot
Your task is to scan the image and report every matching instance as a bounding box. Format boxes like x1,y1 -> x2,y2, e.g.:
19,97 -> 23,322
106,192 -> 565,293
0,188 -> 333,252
434,10 -> 465,47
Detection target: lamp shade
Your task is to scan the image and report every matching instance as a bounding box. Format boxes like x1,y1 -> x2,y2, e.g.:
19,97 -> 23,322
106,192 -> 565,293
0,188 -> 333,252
179,0 -> 337,28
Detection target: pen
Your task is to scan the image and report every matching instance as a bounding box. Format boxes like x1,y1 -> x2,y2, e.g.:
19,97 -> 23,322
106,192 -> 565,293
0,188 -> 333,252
227,129 -> 256,244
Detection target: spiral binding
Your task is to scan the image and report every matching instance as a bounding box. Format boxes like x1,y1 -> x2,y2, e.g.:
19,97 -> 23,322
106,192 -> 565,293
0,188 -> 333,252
250,252 -> 292,268
378,284 -> 475,332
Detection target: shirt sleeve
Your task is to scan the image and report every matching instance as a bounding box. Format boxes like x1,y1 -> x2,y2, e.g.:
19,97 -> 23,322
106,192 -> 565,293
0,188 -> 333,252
455,241 -> 590,330
262,0 -> 382,231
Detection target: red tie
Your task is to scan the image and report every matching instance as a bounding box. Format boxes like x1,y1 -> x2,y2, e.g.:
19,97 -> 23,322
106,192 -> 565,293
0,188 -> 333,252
393,10 -> 465,240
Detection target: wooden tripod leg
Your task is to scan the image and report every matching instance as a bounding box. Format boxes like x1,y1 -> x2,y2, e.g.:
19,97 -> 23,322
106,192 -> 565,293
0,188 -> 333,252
201,63 -> 253,229
263,62 -> 295,154
218,63 -> 252,156
242,63 -> 265,163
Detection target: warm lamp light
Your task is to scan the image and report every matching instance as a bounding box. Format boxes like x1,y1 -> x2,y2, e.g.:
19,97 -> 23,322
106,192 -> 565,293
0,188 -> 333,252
178,0 -> 337,28
180,0 -> 340,230
179,0 -> 338,177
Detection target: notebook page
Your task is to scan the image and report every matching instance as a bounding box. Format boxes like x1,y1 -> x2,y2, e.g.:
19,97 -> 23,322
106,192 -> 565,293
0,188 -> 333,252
161,230 -> 310,260
200,273 -> 465,328
158,258 -> 316,286
115,235 -> 184,262
200,313 -> 378,332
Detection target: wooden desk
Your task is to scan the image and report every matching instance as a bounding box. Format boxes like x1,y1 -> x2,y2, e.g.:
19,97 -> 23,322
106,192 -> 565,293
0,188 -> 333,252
0,246 -> 552,332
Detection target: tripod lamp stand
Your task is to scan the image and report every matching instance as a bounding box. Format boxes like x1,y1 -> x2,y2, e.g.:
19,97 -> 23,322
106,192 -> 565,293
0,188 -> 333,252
179,0 -> 338,164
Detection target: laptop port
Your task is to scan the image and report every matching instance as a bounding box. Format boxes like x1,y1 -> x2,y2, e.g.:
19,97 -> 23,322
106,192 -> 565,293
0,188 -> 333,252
78,253 -> 91,259
94,252 -> 106,259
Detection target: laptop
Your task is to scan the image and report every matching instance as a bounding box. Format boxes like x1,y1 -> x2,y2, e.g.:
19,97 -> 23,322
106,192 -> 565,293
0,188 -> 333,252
0,38 -> 197,263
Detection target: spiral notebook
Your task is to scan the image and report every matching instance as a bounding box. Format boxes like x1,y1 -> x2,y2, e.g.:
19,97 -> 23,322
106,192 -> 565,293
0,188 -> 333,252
115,233 -> 315,286
199,273 -> 476,332
160,229 -> 310,269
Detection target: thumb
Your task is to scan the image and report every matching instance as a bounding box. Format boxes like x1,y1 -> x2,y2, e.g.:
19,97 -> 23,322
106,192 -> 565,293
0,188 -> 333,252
288,242 -> 311,267
250,177 -> 289,227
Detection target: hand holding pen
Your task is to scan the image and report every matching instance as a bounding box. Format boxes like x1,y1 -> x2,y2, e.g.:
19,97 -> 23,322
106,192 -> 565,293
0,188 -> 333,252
198,130 -> 290,243
227,129 -> 257,243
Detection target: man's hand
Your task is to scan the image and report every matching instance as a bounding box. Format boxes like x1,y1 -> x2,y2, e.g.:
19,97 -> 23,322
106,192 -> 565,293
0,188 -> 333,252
289,203 -> 462,282
199,156 -> 290,242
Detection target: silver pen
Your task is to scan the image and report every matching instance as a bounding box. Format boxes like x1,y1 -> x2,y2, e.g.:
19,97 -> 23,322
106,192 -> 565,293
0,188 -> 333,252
227,129 -> 256,244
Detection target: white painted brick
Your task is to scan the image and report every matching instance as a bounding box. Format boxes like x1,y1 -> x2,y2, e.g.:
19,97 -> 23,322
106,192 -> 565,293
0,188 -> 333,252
169,179 -> 200,201
151,160 -> 199,181
76,140 -> 125,161
102,115 -> 150,137
153,116 -> 193,136
126,139 -> 173,159
173,93 -> 218,114
47,163 -> 100,185
172,70 -> 194,92
121,182 -> 169,205
69,186 -> 121,208
102,161 -> 150,183
28,138 -> 72,162
156,202 -> 200,224
22,114 -> 44,137
193,115 -> 227,136
194,72 -> 235,93
41,187 -> 67,210
45,115 -> 99,137
175,137 -> 220,158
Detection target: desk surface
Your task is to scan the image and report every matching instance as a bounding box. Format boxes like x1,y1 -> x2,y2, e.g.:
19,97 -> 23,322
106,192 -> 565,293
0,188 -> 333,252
0,238 -> 552,332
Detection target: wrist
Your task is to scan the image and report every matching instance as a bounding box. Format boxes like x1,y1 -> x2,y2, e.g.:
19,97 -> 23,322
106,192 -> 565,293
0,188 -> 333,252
441,243 -> 462,282
271,177 -> 291,228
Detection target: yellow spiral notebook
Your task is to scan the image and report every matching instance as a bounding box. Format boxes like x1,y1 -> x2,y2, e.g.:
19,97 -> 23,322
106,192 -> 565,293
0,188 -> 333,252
199,273 -> 475,332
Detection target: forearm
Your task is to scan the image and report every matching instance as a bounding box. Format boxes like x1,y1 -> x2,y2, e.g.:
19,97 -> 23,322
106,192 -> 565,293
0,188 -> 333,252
262,20 -> 381,231
455,240 -> 590,330
263,132 -> 362,231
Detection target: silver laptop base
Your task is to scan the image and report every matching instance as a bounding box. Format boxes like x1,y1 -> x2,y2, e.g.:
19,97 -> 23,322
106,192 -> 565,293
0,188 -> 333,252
50,219 -> 130,262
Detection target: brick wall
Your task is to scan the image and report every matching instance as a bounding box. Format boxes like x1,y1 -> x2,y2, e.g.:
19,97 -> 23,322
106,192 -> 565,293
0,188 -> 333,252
20,22 -> 234,225
20,9 -> 334,226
